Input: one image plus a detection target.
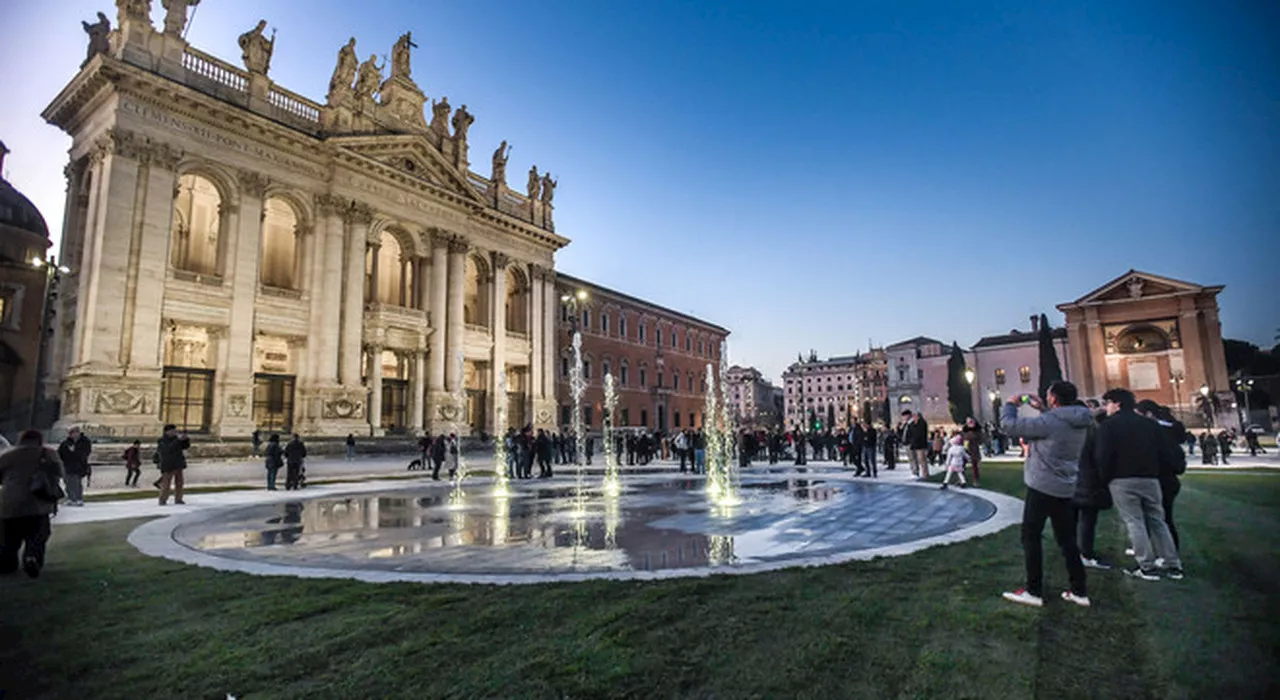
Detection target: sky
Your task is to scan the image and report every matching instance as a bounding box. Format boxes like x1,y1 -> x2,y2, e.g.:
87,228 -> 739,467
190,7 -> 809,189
1,0 -> 1276,383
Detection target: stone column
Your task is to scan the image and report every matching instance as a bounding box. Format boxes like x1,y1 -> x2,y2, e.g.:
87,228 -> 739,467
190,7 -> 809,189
340,203 -> 373,387
367,345 -> 384,436
444,236 -> 469,392
367,241 -> 381,305
537,268 -> 559,429
312,195 -> 346,386
425,235 -> 449,429
489,252 -> 510,433
529,263 -> 544,406
213,170 -> 267,436
1083,307 -> 1109,398
416,255 -> 430,310
410,343 -> 426,435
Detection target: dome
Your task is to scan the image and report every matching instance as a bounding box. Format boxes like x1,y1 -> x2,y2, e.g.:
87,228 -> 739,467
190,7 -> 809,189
0,142 -> 50,239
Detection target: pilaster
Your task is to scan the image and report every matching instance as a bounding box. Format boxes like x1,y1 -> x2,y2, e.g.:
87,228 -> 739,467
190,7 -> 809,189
367,344 -> 384,436
340,202 -> 373,387
444,235 -> 468,392
489,251 -> 510,433
214,170 -> 267,437
425,233 -> 450,429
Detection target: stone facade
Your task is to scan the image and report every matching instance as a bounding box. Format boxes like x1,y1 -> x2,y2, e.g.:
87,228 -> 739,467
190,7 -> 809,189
885,337 -> 946,423
782,353 -> 860,431
554,274 -> 728,433
724,365 -> 781,430
41,8 -> 566,438
1057,270 -> 1233,428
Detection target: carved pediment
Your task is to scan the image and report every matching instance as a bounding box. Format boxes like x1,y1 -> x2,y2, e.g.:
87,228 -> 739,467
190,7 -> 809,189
329,135 -> 485,205
1069,270 -> 1208,305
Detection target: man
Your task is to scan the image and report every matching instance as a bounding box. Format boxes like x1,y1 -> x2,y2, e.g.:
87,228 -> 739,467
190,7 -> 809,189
430,433 -> 447,480
902,410 -> 930,480
57,426 -> 92,507
849,422 -> 865,474
284,434 -> 307,490
156,424 -> 191,506
0,430 -> 64,578
675,430 -> 689,473
1096,389 -> 1184,580
861,421 -> 878,478
999,382 -> 1093,608
535,428 -> 553,478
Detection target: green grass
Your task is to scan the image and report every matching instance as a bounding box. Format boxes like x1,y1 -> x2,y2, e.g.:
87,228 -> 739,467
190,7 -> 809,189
1,464 -> 1277,699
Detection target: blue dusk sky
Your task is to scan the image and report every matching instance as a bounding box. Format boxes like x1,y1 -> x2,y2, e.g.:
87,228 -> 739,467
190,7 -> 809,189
1,1 -> 1276,382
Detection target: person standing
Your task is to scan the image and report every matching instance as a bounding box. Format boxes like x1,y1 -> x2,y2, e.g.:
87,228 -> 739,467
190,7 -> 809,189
861,421 -> 879,478
263,433 -> 283,490
57,427 -> 92,507
0,430 -> 64,578
430,433 -> 446,480
1095,389 -> 1184,581
122,440 -> 142,488
347,433 -> 358,461
883,428 -> 899,471
939,434 -> 969,489
284,434 -> 307,490
447,433 -> 459,479
902,410 -> 930,479
156,424 -> 191,506
251,429 -> 263,457
1216,430 -> 1232,465
1199,431 -> 1217,465
1073,400 -> 1113,569
535,428 -> 553,478
1137,401 -> 1187,552
961,417 -> 983,487
999,382 -> 1093,608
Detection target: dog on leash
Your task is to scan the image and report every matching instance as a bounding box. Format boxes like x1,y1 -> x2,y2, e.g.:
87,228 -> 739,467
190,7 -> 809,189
407,458 -> 424,471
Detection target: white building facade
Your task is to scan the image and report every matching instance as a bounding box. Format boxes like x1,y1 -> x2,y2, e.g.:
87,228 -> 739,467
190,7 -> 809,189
42,7 -> 566,438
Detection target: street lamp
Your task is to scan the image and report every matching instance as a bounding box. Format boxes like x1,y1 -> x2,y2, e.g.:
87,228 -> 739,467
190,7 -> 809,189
560,288 -> 588,333
29,255 -> 71,428
1235,378 -> 1255,427
1169,369 -> 1185,422
1199,384 -> 1213,428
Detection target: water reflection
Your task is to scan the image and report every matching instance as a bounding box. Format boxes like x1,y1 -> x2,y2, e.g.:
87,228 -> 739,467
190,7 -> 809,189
175,477 -> 995,574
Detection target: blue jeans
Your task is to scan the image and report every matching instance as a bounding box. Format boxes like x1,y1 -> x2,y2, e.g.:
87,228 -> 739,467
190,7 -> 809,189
694,449 -> 706,472
266,466 -> 279,490
346,445 -> 356,460
861,447 -> 877,475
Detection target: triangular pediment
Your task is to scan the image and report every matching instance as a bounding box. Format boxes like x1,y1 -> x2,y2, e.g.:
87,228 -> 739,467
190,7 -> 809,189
328,134 -> 486,205
1071,270 -> 1207,305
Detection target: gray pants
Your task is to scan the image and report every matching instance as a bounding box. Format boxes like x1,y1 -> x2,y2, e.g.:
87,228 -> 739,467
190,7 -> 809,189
65,474 -> 84,503
1109,478 -> 1181,570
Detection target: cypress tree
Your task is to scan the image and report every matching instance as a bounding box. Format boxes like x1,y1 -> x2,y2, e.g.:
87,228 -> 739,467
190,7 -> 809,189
947,342 -> 974,424
1037,313 -> 1064,400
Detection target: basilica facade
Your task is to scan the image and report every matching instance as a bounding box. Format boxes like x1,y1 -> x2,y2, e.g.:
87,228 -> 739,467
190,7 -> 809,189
42,4 -> 566,438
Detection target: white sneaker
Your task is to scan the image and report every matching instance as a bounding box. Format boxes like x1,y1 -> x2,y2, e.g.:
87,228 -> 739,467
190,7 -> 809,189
1081,556 -> 1112,570
1125,548 -> 1136,557
1061,591 -> 1091,607
1002,589 -> 1044,607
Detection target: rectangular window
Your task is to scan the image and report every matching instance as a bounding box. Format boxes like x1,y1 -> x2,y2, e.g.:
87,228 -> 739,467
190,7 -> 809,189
620,317 -> 627,338
561,304 -> 569,322
656,329 -> 663,347
560,405 -> 571,427
639,325 -> 646,343
1019,366 -> 1031,383
583,406 -> 593,428
640,409 -> 648,427
584,361 -> 591,380
602,313 -> 610,334
621,366 -> 629,385
561,357 -> 569,377
686,335 -> 692,352
620,407 -> 630,426
674,411 -> 681,427
656,372 -> 663,388
671,332 -> 678,348
160,367 -> 215,433
995,368 -> 1006,385
603,361 -> 611,379
640,368 -> 647,387
698,340 -> 704,354
581,309 -> 589,329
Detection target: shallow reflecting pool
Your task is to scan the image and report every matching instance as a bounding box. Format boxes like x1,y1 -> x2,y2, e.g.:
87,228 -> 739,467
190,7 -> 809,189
173,475 -> 995,575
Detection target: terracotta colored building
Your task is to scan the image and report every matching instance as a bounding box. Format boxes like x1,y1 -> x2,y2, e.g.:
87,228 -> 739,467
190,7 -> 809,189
554,273 -> 728,434
1058,270 -> 1233,427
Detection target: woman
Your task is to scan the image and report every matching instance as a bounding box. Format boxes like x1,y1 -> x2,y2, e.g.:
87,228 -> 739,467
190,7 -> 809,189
1138,400 -> 1187,551
1073,402 -> 1114,568
263,433 -> 283,490
0,430 -> 64,578
961,417 -> 983,487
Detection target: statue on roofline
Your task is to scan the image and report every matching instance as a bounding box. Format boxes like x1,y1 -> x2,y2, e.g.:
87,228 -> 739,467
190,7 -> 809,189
160,0 -> 199,36
353,53 -> 384,101
117,0 -> 150,25
491,141 -> 511,185
329,37 -> 358,100
430,97 -> 451,134
540,172 -> 557,205
452,105 -> 474,141
238,19 -> 275,75
391,31 -> 416,80
82,12 -> 111,66
526,165 -> 540,201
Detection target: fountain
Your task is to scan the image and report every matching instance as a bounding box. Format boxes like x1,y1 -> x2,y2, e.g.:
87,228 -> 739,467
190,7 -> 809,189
448,352 -> 469,507
602,372 -> 621,496
491,370 -> 511,498
704,343 -> 742,507
568,331 -> 587,516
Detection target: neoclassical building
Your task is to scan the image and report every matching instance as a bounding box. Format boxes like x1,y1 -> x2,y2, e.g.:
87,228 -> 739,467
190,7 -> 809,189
41,5 -> 567,437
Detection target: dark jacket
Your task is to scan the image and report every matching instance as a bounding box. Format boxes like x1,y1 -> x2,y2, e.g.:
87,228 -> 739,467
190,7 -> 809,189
156,433 -> 191,473
1073,412 -> 1112,510
284,438 -> 307,466
0,444 -> 65,518
1155,420 -> 1187,482
431,437 -> 446,461
1094,409 -> 1181,483
57,434 -> 92,476
264,441 -> 284,469
904,418 -> 929,450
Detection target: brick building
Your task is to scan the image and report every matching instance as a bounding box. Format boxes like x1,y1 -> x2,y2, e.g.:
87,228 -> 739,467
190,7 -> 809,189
554,273 -> 728,433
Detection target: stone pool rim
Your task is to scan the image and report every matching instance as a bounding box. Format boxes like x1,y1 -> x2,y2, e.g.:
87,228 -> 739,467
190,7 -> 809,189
128,473 -> 1024,586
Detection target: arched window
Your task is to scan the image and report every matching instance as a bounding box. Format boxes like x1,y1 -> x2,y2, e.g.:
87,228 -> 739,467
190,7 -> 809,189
260,197 -> 300,289
464,255 -> 490,326
619,316 -> 628,339
505,267 -> 529,334
602,359 -> 611,379
374,231 -> 411,306
620,361 -> 630,386
171,173 -> 222,275
601,312 -> 610,335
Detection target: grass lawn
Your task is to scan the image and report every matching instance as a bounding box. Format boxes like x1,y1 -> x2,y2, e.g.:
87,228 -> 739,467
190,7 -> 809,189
1,464 -> 1277,699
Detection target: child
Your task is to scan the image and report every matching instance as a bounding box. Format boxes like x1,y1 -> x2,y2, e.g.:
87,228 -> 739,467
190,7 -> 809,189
123,439 -> 142,487
940,434 -> 968,490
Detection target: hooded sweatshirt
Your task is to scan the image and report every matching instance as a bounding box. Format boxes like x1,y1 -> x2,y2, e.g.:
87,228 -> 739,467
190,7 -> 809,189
1000,403 -> 1093,498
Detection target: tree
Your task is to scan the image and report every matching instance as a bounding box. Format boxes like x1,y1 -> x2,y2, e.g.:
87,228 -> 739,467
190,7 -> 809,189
1037,313 -> 1064,401
947,342 -> 974,424
1192,391 -> 1223,428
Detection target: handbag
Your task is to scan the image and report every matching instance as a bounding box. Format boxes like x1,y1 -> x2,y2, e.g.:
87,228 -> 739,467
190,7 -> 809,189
31,454 -> 66,502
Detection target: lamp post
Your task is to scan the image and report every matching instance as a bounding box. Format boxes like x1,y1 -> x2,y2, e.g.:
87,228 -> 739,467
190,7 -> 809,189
29,255 -> 71,428
1199,384 -> 1213,428
1235,378 -> 1254,427
1170,369 -> 1185,422
964,368 -> 975,423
